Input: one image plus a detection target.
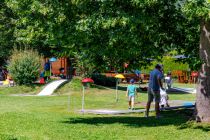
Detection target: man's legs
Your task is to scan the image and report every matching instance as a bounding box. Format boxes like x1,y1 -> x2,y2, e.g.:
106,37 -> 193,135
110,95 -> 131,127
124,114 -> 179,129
145,101 -> 151,117
155,101 -> 160,116
145,88 -> 153,117
154,90 -> 161,117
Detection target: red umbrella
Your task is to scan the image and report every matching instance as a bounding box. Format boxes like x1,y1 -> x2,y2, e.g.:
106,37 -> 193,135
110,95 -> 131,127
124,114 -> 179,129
82,78 -> 94,83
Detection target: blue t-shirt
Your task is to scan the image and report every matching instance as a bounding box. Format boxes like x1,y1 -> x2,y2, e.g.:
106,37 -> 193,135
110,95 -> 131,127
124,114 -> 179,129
148,69 -> 163,91
127,85 -> 136,96
44,62 -> 50,71
135,69 -> 141,76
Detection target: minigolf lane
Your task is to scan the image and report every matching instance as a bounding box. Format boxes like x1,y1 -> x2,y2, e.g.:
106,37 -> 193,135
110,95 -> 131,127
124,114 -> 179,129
38,79 -> 68,96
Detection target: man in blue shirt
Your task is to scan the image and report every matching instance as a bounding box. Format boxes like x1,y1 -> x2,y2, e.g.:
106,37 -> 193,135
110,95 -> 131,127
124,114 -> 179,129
145,64 -> 164,118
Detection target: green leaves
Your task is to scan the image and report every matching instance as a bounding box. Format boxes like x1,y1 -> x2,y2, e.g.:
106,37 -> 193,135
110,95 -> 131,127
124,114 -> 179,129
7,48 -> 42,85
0,0 -> 207,71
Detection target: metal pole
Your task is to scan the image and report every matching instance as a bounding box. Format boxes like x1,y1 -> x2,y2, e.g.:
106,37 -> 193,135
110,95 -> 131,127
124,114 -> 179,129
116,79 -> 118,102
82,86 -> 85,113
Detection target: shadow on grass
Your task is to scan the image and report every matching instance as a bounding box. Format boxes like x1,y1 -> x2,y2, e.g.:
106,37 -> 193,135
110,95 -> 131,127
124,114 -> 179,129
91,84 -> 110,90
91,85 -> 132,91
193,125 -> 210,132
167,90 -> 192,95
62,109 -> 195,128
178,121 -> 210,132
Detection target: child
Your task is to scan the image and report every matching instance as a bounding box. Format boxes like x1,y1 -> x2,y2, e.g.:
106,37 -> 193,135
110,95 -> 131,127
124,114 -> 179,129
160,88 -> 170,108
126,79 -> 137,110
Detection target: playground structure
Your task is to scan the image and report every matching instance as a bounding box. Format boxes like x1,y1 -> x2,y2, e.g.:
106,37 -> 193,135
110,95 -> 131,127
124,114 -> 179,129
81,100 -> 195,115
171,70 -> 198,83
104,70 -> 198,84
104,72 -> 149,83
43,57 -> 74,79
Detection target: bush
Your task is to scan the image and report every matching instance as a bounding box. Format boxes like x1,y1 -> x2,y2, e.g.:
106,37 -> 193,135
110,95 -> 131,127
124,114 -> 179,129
91,74 -> 116,87
8,49 -> 42,85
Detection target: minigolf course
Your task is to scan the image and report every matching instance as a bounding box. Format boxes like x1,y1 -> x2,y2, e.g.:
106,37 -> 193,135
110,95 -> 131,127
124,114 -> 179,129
171,87 -> 196,94
80,100 -> 195,115
38,79 -> 68,96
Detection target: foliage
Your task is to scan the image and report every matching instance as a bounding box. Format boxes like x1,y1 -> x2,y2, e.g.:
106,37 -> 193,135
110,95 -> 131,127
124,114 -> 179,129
142,56 -> 189,74
91,74 -> 116,87
2,0 -> 202,71
7,49 -> 42,85
74,52 -> 96,78
0,0 -> 15,65
0,0 -> 207,72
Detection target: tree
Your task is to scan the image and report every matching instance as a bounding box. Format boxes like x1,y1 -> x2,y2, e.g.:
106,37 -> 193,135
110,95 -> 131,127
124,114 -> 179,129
0,0 -> 15,65
3,0 -> 199,70
69,0 -> 199,71
181,0 -> 210,123
196,20 -> 210,122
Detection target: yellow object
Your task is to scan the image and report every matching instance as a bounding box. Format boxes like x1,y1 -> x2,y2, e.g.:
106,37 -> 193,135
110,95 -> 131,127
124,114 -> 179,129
3,79 -> 9,85
114,74 -> 125,79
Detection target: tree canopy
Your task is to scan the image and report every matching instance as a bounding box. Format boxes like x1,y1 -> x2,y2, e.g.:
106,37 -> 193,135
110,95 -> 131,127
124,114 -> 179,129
0,0 -> 15,64
1,0 -> 205,71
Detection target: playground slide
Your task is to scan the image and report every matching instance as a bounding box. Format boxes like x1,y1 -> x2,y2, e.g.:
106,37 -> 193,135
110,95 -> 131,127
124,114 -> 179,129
38,79 -> 68,96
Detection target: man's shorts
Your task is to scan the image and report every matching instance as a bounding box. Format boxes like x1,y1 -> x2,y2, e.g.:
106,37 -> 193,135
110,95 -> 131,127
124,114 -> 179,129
128,95 -> 135,102
148,88 -> 160,102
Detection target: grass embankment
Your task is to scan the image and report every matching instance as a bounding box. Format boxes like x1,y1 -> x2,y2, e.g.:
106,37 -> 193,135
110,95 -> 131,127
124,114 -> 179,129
0,84 -> 44,95
0,78 -> 208,140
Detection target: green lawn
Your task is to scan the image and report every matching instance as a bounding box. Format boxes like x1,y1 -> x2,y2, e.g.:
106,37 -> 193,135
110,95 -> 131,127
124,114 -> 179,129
0,84 -> 44,95
0,80 -> 209,140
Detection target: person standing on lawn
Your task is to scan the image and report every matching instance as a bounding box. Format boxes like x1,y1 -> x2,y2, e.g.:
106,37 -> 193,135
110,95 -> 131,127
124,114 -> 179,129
145,64 -> 164,118
126,79 -> 137,110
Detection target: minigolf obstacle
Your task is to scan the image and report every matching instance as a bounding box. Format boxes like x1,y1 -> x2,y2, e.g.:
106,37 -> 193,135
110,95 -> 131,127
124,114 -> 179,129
38,79 -> 68,96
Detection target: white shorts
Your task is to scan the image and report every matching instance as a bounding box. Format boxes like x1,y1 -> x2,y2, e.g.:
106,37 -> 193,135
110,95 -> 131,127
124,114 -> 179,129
128,96 -> 134,102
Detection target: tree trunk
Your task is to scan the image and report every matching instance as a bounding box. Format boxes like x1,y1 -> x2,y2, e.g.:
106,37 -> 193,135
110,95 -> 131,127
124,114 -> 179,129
196,21 -> 210,123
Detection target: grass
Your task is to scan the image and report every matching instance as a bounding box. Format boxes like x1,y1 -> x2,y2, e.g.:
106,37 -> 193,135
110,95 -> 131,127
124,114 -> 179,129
0,84 -> 44,95
0,79 -> 209,140
172,83 -> 196,88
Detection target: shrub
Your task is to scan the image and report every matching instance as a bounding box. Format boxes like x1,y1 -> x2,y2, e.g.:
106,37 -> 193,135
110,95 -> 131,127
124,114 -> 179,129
8,49 -> 42,85
91,74 -> 116,87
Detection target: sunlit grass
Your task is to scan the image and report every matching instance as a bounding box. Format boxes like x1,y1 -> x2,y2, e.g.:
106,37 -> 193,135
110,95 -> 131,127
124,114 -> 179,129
0,79 -> 208,140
